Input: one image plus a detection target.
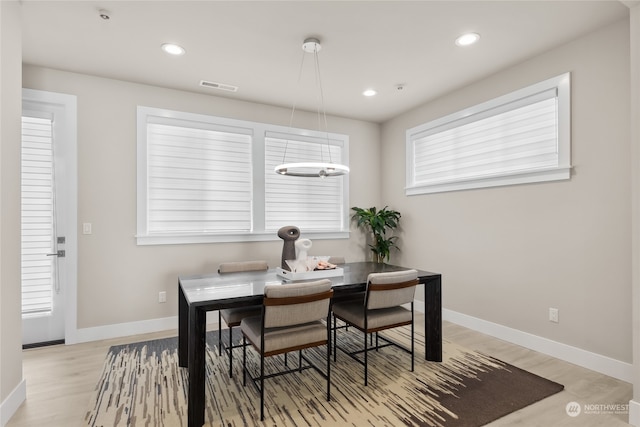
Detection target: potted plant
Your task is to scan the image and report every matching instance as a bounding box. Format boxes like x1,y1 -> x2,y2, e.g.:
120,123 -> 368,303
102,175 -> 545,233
351,206 -> 401,263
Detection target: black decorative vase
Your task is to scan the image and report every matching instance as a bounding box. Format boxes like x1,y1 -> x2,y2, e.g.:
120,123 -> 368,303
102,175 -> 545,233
277,226 -> 300,270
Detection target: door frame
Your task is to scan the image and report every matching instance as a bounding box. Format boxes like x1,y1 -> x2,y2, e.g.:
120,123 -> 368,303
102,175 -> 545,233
22,88 -> 78,344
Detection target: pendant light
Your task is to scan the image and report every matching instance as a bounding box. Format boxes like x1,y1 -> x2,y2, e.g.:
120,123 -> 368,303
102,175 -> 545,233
274,37 -> 350,178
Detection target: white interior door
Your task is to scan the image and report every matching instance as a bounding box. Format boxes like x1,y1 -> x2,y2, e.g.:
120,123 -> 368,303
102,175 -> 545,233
21,90 -> 76,346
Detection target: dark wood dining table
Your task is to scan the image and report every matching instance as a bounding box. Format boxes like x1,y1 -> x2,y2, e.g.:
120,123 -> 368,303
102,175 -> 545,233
178,261 -> 442,427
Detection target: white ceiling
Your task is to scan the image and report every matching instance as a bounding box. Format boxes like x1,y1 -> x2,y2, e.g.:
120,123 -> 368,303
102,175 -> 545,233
20,1 -> 629,123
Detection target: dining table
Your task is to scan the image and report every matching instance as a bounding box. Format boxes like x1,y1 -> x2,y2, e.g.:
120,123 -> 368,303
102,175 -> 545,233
178,261 -> 442,427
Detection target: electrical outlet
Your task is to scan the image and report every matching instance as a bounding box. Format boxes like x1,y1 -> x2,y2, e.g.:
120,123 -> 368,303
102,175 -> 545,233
549,307 -> 559,323
158,291 -> 167,303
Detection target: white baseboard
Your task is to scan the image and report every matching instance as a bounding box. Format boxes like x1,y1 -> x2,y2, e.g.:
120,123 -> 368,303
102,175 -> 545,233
67,316 -> 179,344
630,399 -> 640,426
1,379 -> 26,427
65,312 -> 223,345
442,308 -> 633,383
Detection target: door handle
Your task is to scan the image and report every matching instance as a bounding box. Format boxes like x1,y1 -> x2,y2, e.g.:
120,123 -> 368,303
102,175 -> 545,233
46,250 -> 65,258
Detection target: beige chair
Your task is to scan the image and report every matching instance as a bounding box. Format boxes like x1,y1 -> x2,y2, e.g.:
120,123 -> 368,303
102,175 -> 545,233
217,260 -> 268,378
241,279 -> 333,421
332,269 -> 418,386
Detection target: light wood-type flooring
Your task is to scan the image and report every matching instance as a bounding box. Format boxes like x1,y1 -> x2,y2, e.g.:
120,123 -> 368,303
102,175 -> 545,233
6,315 -> 632,427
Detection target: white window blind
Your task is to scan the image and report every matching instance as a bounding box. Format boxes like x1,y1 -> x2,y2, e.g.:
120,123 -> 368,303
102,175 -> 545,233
21,116 -> 55,316
265,134 -> 345,232
146,121 -> 253,234
407,73 -> 571,195
138,107 -> 349,245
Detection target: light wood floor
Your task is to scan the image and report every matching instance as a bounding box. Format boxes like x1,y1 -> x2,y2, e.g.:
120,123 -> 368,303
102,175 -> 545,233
6,315 -> 632,427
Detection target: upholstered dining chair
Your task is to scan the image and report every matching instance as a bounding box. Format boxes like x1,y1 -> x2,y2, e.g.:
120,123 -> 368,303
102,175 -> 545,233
217,260 -> 268,378
240,279 -> 334,421
327,256 -> 345,265
332,269 -> 418,386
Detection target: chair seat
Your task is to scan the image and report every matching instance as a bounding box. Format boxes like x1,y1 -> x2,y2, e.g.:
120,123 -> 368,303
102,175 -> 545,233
332,301 -> 412,331
221,306 -> 262,327
241,316 -> 327,354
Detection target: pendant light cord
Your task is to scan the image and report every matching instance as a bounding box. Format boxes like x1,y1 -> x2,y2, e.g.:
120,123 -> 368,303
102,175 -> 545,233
281,49 -> 308,165
312,47 -> 334,164
281,41 -> 334,166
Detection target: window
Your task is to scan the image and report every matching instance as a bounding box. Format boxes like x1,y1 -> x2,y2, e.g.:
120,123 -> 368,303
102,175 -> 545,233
21,115 -> 56,315
406,73 -> 571,195
137,107 -> 349,245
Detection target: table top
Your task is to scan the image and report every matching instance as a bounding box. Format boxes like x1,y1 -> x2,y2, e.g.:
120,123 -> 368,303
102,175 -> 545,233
179,261 -> 439,307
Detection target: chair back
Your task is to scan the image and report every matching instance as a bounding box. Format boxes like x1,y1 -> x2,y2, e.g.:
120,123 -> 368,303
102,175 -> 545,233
365,269 -> 419,310
263,279 -> 333,328
218,260 -> 268,273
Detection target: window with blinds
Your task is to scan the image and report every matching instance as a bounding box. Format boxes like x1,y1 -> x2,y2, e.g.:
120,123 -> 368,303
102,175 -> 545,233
265,135 -> 345,232
406,73 -> 571,195
21,116 -> 55,316
137,107 -> 349,245
146,121 -> 253,234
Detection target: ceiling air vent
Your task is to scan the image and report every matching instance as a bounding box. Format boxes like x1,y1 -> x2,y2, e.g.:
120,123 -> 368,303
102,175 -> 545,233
199,80 -> 238,92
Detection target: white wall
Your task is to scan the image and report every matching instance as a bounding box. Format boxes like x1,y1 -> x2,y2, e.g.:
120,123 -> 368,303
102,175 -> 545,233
382,19 -> 631,364
0,1 -> 25,424
22,65 -> 381,331
628,2 -> 640,425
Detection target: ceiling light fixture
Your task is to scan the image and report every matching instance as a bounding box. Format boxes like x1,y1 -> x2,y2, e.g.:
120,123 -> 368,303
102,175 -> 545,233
455,32 -> 480,47
274,38 -> 350,178
161,43 -> 186,56
363,89 -> 377,97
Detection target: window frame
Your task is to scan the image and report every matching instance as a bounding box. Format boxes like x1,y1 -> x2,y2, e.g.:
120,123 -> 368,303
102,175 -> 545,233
136,106 -> 350,245
405,73 -> 571,195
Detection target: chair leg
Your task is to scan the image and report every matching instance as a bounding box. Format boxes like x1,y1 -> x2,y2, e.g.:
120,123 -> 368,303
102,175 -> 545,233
260,351 -> 265,421
242,336 -> 247,386
327,316 -> 331,401
229,326 -> 234,378
333,315 -> 337,362
411,305 -> 415,372
218,311 -> 222,356
284,352 -> 288,367
364,331 -> 368,386
411,322 -> 415,372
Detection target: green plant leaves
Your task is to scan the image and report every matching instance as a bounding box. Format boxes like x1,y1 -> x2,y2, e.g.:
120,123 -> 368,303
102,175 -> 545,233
351,206 -> 401,262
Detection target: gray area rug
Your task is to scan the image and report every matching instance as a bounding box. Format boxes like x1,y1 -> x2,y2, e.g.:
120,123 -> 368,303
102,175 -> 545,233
85,328 -> 563,426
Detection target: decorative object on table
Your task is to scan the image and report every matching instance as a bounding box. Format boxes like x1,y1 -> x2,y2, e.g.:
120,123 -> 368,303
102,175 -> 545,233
276,227 -> 342,279
351,206 -> 402,263
295,238 -> 312,260
274,37 -> 349,178
277,225 -> 300,270
278,259 -> 343,281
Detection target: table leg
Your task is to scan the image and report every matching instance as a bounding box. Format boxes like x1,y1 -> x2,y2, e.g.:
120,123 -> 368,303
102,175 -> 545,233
424,276 -> 442,362
188,306 -> 206,427
178,283 -> 188,367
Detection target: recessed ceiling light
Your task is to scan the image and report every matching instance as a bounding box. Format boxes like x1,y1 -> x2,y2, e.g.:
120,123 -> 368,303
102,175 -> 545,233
161,43 -> 186,56
455,33 -> 480,47
363,89 -> 377,97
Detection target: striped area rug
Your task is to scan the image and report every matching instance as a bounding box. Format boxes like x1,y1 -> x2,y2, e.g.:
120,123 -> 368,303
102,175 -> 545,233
85,328 -> 563,426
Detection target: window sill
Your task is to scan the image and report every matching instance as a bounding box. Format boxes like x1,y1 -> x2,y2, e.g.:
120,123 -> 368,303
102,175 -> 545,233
135,231 -> 350,246
406,166 -> 572,196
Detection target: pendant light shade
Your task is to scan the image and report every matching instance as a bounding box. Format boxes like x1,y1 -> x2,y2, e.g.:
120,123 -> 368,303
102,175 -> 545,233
274,37 -> 350,178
